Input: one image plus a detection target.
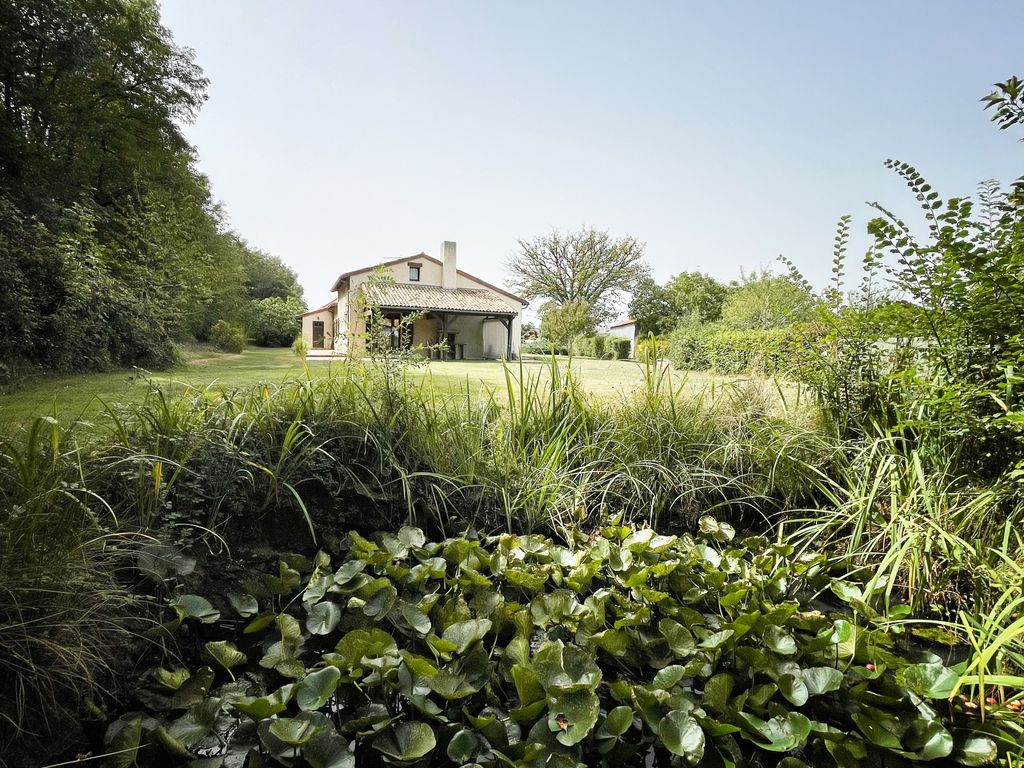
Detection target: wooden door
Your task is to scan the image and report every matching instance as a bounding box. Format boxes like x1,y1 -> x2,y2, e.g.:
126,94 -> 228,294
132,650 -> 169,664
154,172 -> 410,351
312,321 -> 325,349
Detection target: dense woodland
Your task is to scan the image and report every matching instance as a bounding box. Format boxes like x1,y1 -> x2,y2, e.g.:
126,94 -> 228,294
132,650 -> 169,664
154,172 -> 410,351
0,0 -> 302,378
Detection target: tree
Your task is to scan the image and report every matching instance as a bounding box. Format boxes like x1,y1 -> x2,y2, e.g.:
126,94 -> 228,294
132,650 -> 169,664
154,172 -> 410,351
721,271 -> 814,330
508,228 -> 646,325
242,244 -> 304,300
245,296 -> 305,347
540,301 -> 594,352
628,276 -> 676,336
666,272 -> 733,325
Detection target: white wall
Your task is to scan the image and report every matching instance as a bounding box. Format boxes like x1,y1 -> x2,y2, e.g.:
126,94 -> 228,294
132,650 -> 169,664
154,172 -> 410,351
301,308 -> 335,348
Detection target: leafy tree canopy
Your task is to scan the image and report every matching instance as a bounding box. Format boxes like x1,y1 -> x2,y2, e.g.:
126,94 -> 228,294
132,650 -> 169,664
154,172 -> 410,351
721,271 -> 814,330
509,228 -> 646,325
540,300 -> 595,351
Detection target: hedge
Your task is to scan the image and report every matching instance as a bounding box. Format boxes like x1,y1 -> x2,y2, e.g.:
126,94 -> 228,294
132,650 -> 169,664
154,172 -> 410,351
609,336 -> 631,359
575,334 -> 611,358
636,337 -> 670,363
669,325 -> 816,375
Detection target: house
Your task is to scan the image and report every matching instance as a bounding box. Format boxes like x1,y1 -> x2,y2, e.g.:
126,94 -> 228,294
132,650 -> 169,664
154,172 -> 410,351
299,242 -> 528,359
607,318 -> 636,357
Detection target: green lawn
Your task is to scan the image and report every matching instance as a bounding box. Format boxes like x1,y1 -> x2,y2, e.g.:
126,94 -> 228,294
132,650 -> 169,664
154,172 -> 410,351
0,346 -> 738,430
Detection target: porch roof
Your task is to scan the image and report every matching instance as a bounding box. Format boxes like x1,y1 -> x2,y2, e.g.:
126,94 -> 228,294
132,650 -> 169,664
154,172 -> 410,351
368,284 -> 517,316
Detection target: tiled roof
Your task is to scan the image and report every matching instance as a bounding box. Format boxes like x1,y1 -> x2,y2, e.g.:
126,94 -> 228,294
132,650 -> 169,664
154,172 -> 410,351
331,253 -> 527,305
366,283 -> 517,315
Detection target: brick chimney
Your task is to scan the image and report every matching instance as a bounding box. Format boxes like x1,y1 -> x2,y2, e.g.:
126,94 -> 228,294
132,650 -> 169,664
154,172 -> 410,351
441,241 -> 457,289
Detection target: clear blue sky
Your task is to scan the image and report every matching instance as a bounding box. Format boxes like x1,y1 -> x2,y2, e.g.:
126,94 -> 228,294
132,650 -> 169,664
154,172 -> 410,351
160,1 -> 1024,313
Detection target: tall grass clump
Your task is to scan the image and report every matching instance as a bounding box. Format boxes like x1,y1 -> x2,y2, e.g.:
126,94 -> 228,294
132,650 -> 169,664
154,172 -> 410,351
0,418 -> 139,756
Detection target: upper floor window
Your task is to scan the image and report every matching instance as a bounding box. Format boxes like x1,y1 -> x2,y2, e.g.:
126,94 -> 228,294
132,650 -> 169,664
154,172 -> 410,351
408,263 -> 421,281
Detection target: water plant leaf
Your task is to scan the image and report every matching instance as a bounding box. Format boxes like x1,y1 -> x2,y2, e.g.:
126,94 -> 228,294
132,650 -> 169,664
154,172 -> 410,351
778,673 -> 809,706
276,613 -> 303,643
549,689 -> 600,746
168,697 -> 223,746
955,735 -> 998,766
659,710 -> 706,763
333,628 -> 397,669
155,667 -> 190,691
763,626 -> 797,655
737,712 -> 811,751
202,641 -> 246,673
447,728 -> 481,763
170,594 -> 220,624
297,666 -> 342,711
372,721 -> 436,762
441,618 -> 492,654
304,729 -> 356,768
895,662 -> 958,699
533,641 -> 602,694
268,715 -> 323,746
802,666 -> 844,696
170,667 -> 214,709
306,601 -> 342,635
228,593 -> 259,617
600,705 -> 634,736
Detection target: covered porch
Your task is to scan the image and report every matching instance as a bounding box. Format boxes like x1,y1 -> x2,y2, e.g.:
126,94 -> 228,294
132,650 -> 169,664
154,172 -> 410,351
378,308 -> 516,360
368,283 -> 520,360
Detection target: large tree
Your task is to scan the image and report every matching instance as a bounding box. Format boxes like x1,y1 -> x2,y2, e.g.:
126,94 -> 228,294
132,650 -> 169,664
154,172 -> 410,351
628,276 -> 675,337
0,0 -> 299,372
508,228 -> 646,324
666,271 -> 733,325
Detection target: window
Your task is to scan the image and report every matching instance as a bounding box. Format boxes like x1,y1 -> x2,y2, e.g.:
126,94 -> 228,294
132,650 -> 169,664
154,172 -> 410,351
408,263 -> 421,282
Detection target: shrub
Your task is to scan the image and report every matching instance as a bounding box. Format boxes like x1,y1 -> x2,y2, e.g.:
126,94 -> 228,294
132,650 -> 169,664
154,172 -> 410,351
246,296 -> 305,347
669,325 -> 814,375
105,522 -> 1015,766
635,337 -> 669,363
209,320 -> 246,353
522,339 -> 567,356
609,336 -> 631,359
575,334 -> 611,358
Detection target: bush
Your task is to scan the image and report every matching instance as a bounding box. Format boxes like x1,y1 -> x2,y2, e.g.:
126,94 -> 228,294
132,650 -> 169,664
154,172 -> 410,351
669,325 -> 815,375
636,337 -> 669,363
209,320 -> 246,353
246,296 -> 305,347
609,336 -> 631,359
575,334 -> 611,358
521,339 -> 567,356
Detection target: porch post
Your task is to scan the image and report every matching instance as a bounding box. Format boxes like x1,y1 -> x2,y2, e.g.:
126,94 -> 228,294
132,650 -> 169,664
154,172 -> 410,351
503,317 -> 512,360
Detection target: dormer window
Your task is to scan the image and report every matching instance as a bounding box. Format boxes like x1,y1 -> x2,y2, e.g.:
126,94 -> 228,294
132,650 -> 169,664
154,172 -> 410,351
408,263 -> 421,282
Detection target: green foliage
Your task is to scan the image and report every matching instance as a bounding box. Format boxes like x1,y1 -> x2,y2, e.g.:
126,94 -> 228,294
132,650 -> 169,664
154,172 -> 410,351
540,301 -> 595,352
629,272 -> 733,338
0,2 -> 299,375
628,276 -> 676,337
0,418 -> 136,754
209,320 -> 247,353
669,325 -> 814,375
509,228 -> 646,324
575,334 -> 611,359
636,337 -> 669,364
666,271 -> 733,325
246,296 -> 306,347
109,524 -> 1022,766
609,336 -> 632,359
720,272 -> 815,331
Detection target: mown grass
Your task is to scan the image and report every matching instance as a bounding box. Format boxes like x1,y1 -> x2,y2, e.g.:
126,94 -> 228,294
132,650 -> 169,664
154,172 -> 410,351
0,346 -> 751,431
